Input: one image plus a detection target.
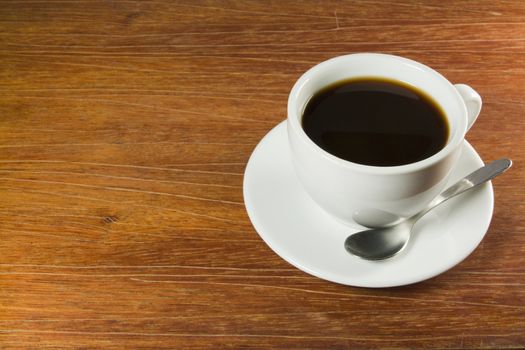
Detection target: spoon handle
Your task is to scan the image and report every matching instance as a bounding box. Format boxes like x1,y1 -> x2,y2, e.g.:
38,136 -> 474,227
422,158 -> 512,216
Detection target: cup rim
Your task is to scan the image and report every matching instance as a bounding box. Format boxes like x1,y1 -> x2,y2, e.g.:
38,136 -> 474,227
287,53 -> 469,175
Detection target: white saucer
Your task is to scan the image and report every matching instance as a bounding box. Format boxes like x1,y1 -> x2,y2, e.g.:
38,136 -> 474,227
243,121 -> 494,288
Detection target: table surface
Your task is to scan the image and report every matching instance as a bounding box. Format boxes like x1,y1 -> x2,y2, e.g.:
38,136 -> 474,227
1,1 -> 524,349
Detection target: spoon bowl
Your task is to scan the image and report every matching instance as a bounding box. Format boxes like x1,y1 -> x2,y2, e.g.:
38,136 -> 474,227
345,220 -> 413,260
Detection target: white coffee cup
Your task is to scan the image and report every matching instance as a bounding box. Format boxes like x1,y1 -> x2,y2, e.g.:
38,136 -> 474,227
287,53 -> 481,228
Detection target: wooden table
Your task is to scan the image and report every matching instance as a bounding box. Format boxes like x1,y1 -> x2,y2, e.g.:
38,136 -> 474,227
1,1 -> 524,348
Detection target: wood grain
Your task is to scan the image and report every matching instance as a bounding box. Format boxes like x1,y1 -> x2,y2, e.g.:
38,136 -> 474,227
1,0 -> 524,348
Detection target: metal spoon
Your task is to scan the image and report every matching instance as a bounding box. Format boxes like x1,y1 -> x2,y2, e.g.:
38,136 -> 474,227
344,158 -> 512,260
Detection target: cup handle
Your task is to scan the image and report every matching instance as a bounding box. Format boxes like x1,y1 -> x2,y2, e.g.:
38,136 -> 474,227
454,84 -> 482,131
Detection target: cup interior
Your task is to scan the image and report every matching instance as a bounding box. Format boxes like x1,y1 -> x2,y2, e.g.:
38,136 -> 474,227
288,53 -> 467,169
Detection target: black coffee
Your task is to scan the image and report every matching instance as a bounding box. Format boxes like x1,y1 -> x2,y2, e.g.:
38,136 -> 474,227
302,77 -> 449,166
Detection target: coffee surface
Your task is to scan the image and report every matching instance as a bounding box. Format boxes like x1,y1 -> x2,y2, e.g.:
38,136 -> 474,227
302,77 -> 449,166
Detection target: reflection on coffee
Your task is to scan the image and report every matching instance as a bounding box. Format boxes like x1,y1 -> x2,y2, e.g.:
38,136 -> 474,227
302,77 -> 449,166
